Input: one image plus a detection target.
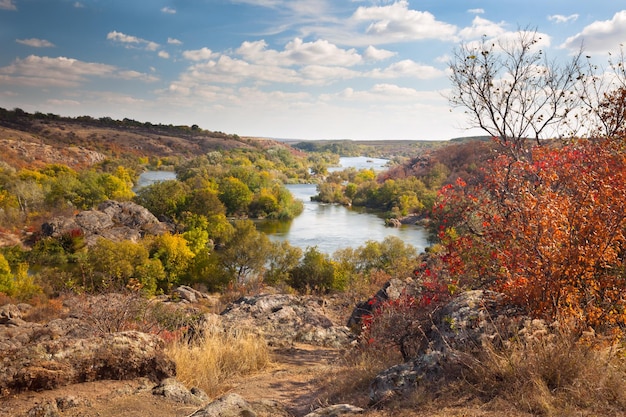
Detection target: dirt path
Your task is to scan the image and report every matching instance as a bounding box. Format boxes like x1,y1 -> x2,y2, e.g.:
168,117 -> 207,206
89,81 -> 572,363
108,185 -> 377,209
228,344 -> 346,416
0,343 -> 349,417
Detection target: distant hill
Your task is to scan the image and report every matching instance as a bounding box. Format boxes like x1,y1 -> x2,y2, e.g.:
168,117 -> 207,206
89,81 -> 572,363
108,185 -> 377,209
0,108 -> 288,169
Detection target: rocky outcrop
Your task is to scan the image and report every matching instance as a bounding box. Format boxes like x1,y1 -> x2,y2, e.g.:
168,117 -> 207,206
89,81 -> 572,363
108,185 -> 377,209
368,290 -> 529,404
347,277 -> 422,331
220,293 -> 354,348
41,200 -> 170,246
189,393 -> 291,417
0,304 -> 175,396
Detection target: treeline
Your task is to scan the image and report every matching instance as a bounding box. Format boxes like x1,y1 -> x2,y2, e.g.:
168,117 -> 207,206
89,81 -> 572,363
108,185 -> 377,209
0,107 -> 240,140
313,140 -> 494,220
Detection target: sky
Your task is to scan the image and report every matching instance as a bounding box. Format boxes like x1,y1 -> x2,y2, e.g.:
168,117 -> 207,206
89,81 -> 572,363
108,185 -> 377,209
1,1 -> 625,141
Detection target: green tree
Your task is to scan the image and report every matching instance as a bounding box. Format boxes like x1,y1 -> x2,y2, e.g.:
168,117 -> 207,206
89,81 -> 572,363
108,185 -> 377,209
264,241 -> 302,286
218,176 -> 253,215
215,220 -> 271,284
289,246 -> 337,293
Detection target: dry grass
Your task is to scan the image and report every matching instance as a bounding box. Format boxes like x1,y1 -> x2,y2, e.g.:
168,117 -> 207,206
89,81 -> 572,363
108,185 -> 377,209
458,323 -> 626,416
166,316 -> 271,397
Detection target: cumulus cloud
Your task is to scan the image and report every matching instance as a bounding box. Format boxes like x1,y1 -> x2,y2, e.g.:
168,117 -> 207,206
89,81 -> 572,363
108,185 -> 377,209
158,51 -> 170,59
182,47 -> 216,61
237,38 -> 362,66
16,38 -> 55,48
107,31 -> 160,51
458,16 -> 506,39
561,10 -> 626,52
367,60 -> 444,79
161,7 -> 176,14
351,0 -> 457,42
181,55 -> 300,85
548,14 -> 578,24
468,8 -> 484,14
0,55 -> 156,88
168,37 -> 182,45
0,0 -> 16,10
363,45 -> 396,61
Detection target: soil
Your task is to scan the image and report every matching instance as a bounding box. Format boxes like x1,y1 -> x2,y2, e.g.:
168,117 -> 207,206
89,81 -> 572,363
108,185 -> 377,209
0,342 -> 533,417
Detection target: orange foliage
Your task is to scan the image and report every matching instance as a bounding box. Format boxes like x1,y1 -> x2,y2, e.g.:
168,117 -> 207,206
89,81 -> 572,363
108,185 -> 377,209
435,138 -> 626,333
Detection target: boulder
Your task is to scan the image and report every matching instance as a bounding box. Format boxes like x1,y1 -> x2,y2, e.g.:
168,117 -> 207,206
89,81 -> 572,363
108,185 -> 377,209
0,330 -> 175,395
303,404 -> 364,416
368,290 -> 530,404
41,200 -> 169,246
220,293 -> 354,348
152,378 -> 208,405
347,278 -> 421,331
189,393 -> 290,417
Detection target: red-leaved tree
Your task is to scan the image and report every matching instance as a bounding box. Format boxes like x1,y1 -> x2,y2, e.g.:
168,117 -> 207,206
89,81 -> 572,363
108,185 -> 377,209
433,138 -> 626,333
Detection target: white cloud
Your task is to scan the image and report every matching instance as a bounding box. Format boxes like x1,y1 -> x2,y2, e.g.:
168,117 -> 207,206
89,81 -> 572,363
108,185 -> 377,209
168,37 -> 182,45
158,51 -> 170,59
0,0 -> 16,10
16,38 -> 55,48
351,0 -> 457,42
458,16 -> 506,39
363,45 -> 396,61
468,8 -> 485,14
299,65 -> 360,85
237,38 -> 362,66
0,55 -> 156,87
561,10 -> 626,53
161,7 -> 176,14
73,2 -> 85,8
47,99 -> 81,106
548,14 -> 579,24
180,55 -> 300,85
182,47 -> 216,61
107,31 -> 160,52
367,60 -> 444,79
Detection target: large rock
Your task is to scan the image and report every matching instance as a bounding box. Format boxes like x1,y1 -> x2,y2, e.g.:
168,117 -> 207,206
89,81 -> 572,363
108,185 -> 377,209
41,200 -> 169,246
0,327 -> 175,395
220,293 -> 354,348
368,290 -> 529,404
189,393 -> 290,417
347,278 -> 421,331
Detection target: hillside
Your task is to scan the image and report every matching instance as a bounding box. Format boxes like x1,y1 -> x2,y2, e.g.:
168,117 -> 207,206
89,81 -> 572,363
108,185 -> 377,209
0,108 -> 287,170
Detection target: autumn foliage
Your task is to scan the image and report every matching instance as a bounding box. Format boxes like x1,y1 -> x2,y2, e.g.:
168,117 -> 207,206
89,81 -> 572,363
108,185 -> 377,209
433,137 -> 626,333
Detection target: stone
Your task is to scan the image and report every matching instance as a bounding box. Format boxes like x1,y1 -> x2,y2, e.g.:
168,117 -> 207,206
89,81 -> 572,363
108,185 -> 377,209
41,200 -> 169,246
152,378 -> 208,405
303,404 -> 364,416
189,393 -> 257,417
220,293 -> 354,348
367,289 -> 530,404
0,330 -> 176,395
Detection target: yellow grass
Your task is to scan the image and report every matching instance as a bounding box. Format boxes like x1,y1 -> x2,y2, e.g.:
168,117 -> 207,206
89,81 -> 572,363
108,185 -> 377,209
166,318 -> 270,397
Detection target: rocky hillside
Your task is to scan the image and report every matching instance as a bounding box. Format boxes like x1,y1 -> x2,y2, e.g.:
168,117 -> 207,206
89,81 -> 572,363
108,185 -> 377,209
0,108 -> 288,169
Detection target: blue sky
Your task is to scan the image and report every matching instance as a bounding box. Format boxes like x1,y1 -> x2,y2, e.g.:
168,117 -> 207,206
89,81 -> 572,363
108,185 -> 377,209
1,1 -> 625,141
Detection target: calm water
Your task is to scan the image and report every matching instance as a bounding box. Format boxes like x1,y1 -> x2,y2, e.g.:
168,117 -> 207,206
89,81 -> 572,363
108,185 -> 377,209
256,183 -> 428,254
136,158 -> 429,254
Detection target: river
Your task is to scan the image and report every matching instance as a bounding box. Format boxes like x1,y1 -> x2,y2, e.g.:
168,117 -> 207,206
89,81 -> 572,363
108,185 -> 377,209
136,157 -> 429,254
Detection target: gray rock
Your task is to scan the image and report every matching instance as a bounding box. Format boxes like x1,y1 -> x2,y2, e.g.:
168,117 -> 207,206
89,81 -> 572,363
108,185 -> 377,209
190,393 -> 257,417
152,378 -> 208,405
220,293 -> 354,348
368,290 -> 530,404
0,330 -> 175,395
0,304 -> 22,324
303,404 -> 364,416
41,200 -> 169,246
